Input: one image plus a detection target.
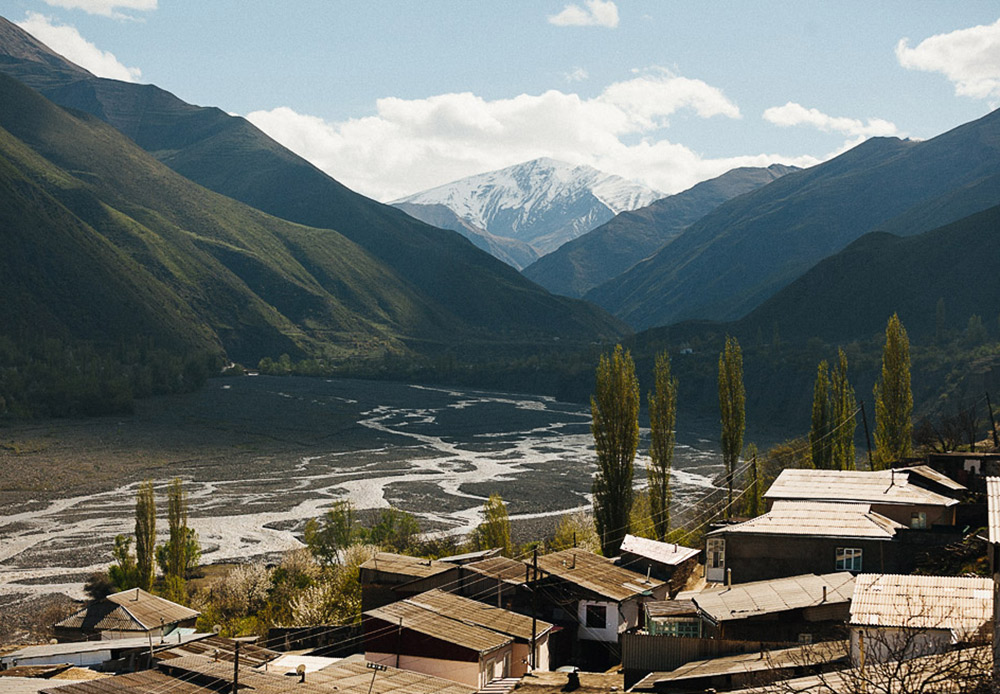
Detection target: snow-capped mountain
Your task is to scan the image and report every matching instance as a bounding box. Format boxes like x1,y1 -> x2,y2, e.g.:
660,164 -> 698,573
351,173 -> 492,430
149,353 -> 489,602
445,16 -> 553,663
392,158 -> 663,257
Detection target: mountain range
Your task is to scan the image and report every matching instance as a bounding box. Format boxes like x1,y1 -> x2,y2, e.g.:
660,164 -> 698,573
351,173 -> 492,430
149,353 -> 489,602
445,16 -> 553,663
585,110 -> 1000,330
0,17 -> 625,366
522,164 -> 798,297
392,157 -> 662,258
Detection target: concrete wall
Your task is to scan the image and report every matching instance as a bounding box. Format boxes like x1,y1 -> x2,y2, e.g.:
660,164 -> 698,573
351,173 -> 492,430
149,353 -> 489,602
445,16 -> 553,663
577,600 -> 620,642
367,651 -> 480,687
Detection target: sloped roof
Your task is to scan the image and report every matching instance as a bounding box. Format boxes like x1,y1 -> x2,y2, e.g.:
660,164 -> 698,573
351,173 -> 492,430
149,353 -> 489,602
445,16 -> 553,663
365,599 -> 512,654
693,572 -> 855,623
360,552 -> 456,579
407,589 -> 552,641
850,574 -> 992,638
645,599 -> 699,619
901,465 -> 967,491
620,535 -> 700,566
536,549 -> 665,602
987,477 -> 1000,544
464,556 -> 529,585
55,588 -> 199,633
707,501 -> 903,539
156,634 -> 280,667
310,654 -> 474,693
764,468 -> 961,507
2,634 -> 207,663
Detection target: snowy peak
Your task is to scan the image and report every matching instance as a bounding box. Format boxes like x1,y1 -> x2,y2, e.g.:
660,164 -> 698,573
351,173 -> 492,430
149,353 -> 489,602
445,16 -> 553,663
393,158 -> 663,257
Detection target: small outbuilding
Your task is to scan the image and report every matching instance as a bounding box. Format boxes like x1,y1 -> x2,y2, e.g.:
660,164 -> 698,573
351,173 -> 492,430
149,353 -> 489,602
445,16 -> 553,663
52,588 -> 199,642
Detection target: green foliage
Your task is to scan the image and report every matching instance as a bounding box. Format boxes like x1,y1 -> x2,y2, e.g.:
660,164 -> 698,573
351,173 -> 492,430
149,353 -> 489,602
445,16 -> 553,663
810,361 -> 833,469
718,336 -> 745,516
591,344 -> 639,557
304,500 -> 360,565
874,314 -> 913,468
830,349 -> 858,470
366,508 -> 421,554
473,494 -> 512,557
108,534 -> 138,591
628,490 -> 656,540
741,443 -> 765,517
134,481 -> 156,591
549,510 -> 601,554
647,351 -> 677,541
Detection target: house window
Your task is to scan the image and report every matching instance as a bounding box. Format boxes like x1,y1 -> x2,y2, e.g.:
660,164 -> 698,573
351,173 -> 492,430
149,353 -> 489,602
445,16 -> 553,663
910,511 -> 927,529
707,538 -> 725,569
835,547 -> 862,571
586,604 -> 607,629
653,618 -> 702,638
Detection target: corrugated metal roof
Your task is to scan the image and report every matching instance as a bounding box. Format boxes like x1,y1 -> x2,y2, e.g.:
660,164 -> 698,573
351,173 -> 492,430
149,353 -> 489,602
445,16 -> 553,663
40,670 -> 213,694
987,477 -> 1000,544
156,634 -> 280,667
764,468 -> 961,507
365,599 -> 512,653
7,678 -> 72,694
850,573 -> 992,637
620,535 -> 700,566
633,640 -> 848,688
464,556 -> 530,585
157,654 -> 333,694
645,599 -> 699,619
901,465 -> 967,491
2,633 -> 208,663
360,552 -> 457,579
693,572 -> 855,623
406,589 -> 552,642
708,500 -> 903,539
55,588 -> 199,633
535,549 -> 665,602
311,653 -> 474,693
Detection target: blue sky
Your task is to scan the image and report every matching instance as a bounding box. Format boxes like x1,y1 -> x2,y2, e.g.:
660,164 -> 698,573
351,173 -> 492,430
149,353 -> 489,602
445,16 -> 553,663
3,0 -> 999,201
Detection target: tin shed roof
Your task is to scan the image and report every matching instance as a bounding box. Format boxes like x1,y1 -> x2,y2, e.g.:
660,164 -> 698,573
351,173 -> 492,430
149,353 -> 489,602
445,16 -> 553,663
765,468 -> 961,507
365,599 -> 512,654
620,535 -> 700,566
708,501 -> 903,539
536,549 -> 664,602
464,556 -> 529,585
360,552 -> 456,579
407,589 -> 552,642
693,572 -> 855,623
850,573 -> 992,637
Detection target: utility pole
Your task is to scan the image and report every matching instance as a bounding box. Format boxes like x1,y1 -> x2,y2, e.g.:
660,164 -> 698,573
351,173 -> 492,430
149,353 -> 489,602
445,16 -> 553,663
530,546 -> 538,671
232,640 -> 240,694
860,401 -> 874,470
987,392 -> 999,448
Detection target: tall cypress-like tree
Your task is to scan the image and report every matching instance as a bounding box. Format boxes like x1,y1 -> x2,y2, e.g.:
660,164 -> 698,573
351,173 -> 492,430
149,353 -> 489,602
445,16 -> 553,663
718,336 -> 745,516
810,361 -> 833,469
135,481 -> 156,591
742,443 -> 764,517
830,348 -> 857,470
874,314 -> 913,469
648,351 -> 678,541
592,344 -> 639,556
166,478 -> 188,581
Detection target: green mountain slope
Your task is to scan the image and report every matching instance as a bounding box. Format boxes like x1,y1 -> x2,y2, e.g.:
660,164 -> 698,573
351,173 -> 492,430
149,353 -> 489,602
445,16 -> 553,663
522,164 -> 797,298
0,17 -> 623,346
585,109 -> 1000,329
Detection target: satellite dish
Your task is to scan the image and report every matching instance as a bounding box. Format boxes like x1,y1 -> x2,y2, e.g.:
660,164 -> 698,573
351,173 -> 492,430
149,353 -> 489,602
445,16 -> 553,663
296,664 -> 306,675
212,624 -> 222,634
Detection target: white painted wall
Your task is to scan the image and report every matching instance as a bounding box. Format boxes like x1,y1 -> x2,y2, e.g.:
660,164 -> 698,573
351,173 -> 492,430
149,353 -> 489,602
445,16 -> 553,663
850,626 -> 953,665
577,600 -> 620,642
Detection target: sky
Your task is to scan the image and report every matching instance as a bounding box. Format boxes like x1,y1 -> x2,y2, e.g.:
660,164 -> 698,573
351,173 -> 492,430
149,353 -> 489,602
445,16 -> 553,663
2,0 -> 1000,202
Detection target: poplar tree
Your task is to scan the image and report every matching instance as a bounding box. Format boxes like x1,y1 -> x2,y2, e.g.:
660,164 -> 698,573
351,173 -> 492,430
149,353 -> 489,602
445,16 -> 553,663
135,481 -> 156,591
810,361 -> 833,469
591,344 -> 639,556
648,351 -> 678,541
166,478 -> 188,581
718,336 -> 745,516
874,314 -> 913,468
475,494 -> 512,557
742,443 -> 764,517
830,348 -> 857,470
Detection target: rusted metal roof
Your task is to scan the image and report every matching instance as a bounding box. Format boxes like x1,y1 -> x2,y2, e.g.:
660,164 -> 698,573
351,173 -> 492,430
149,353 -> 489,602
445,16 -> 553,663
620,535 -> 699,566
365,599 -> 512,653
360,552 -> 457,579
55,588 -> 198,633
987,477 -> 1000,544
850,574 -> 992,638
464,556 -> 530,585
406,589 -> 552,642
708,500 -> 903,539
693,572 -> 855,623
633,640 -> 848,689
765,468 -> 961,507
535,549 -> 665,602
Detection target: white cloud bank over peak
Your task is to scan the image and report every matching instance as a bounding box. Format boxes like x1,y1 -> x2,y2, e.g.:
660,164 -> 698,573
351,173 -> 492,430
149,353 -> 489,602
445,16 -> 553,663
763,102 -> 900,138
896,18 -> 1000,104
17,13 -> 141,81
548,0 -> 619,28
245,72 -> 812,202
41,0 -> 157,19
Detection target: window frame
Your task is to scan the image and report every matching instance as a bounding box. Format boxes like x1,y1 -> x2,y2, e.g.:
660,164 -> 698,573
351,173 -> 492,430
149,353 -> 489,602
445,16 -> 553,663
835,546 -> 862,571
585,603 -> 607,630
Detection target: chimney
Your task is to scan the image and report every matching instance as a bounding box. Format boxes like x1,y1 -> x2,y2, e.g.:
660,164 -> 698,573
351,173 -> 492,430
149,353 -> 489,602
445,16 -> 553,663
822,586 -> 827,603
726,568 -> 732,587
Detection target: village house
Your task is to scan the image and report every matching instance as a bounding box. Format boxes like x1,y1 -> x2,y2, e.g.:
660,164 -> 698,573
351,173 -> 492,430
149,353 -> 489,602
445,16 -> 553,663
363,589 -> 554,688
849,573 -> 993,664
705,500 -> 906,584
618,534 -> 700,594
359,551 -> 460,611
0,633 -> 207,672
51,587 -> 199,642
533,549 -> 668,667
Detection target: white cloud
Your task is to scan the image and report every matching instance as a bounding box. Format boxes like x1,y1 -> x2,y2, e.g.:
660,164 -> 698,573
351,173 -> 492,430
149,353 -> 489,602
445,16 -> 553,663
548,0 -> 619,28
565,67 -> 589,83
17,12 -> 142,81
896,18 -> 1000,104
763,102 -> 900,138
41,0 -> 157,19
244,71 -> 813,202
